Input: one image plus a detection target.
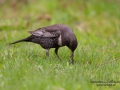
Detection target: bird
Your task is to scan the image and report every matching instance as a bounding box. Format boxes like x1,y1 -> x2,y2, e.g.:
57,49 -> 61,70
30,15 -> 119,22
9,24 -> 78,64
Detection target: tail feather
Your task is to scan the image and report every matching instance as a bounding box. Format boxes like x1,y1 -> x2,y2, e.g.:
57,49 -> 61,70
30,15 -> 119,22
9,36 -> 32,45
9,39 -> 26,45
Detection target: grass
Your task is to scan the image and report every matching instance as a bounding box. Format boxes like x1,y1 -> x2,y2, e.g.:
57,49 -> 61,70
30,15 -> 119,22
0,0 -> 120,90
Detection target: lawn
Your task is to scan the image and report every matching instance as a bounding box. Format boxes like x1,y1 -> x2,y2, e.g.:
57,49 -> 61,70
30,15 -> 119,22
0,0 -> 120,90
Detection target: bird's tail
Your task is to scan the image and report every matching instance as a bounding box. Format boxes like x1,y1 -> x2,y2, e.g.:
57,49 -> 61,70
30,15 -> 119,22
9,36 -> 32,45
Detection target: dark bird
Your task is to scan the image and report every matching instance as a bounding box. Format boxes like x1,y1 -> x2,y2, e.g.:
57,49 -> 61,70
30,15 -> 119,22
9,24 -> 78,63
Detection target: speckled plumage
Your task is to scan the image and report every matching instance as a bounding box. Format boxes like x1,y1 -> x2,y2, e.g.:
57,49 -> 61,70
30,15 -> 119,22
31,35 -> 59,49
9,24 -> 78,64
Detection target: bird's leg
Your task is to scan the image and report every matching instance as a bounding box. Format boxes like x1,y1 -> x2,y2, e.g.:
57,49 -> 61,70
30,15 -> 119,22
55,47 -> 60,60
70,51 -> 74,64
46,49 -> 49,58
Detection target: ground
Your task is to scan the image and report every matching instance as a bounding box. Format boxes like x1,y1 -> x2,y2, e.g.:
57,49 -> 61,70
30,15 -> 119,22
0,0 -> 120,90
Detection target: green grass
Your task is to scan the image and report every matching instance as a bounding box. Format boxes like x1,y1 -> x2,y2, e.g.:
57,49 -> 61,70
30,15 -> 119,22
0,0 -> 120,90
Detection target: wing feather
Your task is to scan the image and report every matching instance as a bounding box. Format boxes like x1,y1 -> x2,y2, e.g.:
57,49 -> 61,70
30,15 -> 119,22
28,27 -> 61,37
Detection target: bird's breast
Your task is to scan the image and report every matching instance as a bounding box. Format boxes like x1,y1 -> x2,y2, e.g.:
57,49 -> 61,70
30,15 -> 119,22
58,35 -> 62,46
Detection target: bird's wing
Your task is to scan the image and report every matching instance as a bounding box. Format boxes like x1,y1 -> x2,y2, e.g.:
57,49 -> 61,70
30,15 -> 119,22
28,28 -> 61,37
